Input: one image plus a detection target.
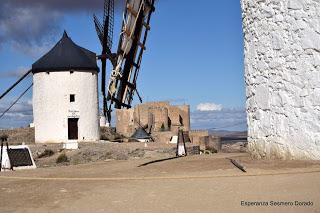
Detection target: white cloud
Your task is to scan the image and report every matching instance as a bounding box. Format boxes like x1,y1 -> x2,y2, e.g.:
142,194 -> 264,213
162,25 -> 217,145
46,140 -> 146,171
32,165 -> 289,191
191,108 -> 247,131
0,66 -> 30,78
0,98 -> 33,129
196,102 -> 223,111
0,0 -> 125,56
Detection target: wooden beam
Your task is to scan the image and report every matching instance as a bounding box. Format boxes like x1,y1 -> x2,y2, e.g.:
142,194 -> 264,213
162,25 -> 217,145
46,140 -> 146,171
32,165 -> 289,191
138,41 -> 146,50
143,22 -> 151,30
126,3 -> 138,17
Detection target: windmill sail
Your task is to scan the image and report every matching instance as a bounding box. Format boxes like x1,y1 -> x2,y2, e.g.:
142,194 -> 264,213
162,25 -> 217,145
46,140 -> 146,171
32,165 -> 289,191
103,0 -> 114,51
93,0 -> 115,120
93,14 -> 104,46
94,0 -> 155,123
107,0 -> 155,114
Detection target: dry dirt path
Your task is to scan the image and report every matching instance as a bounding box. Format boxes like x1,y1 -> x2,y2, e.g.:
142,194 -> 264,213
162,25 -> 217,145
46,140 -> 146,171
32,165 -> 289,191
0,153 -> 319,213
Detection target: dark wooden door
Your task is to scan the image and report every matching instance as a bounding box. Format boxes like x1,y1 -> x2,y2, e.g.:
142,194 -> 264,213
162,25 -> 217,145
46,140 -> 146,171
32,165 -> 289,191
68,118 -> 79,140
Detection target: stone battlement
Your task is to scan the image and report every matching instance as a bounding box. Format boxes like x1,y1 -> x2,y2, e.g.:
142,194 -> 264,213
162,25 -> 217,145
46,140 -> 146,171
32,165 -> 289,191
116,101 -> 190,137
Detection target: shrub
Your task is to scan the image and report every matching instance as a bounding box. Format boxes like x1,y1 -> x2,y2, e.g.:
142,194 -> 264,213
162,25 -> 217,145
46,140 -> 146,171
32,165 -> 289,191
56,153 -> 69,164
160,123 -> 166,132
38,149 -> 54,158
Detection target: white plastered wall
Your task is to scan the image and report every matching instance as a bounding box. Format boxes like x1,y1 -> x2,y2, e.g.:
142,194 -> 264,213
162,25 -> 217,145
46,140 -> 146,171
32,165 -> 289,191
33,71 -> 100,143
242,0 -> 320,159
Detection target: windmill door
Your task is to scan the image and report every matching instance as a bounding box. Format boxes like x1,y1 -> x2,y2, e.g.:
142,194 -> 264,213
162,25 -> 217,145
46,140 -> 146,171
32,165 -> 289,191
68,118 -> 79,140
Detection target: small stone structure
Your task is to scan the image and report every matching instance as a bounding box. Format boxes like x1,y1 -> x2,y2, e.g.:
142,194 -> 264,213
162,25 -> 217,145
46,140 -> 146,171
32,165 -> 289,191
116,102 -> 190,138
189,130 -> 209,146
189,130 -> 221,152
242,0 -> 320,159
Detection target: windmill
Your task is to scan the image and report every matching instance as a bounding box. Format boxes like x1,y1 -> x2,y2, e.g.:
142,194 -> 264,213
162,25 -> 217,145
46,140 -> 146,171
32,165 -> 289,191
94,0 -> 155,123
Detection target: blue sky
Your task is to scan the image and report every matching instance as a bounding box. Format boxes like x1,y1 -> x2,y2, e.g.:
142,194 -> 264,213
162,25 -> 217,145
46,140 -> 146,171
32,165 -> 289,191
0,0 -> 246,130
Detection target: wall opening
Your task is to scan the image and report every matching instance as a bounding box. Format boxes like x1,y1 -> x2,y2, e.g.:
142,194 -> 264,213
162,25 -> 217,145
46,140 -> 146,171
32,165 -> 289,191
68,118 -> 79,140
70,94 -> 75,102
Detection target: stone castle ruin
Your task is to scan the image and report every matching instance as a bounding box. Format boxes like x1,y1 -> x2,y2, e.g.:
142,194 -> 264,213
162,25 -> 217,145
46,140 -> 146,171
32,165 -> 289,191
115,101 -> 221,152
116,101 -> 190,138
242,0 -> 320,159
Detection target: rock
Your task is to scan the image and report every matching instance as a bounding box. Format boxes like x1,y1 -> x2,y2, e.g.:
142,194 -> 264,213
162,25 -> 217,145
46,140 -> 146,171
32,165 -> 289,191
301,29 -> 320,51
255,85 -> 270,110
288,0 -> 304,10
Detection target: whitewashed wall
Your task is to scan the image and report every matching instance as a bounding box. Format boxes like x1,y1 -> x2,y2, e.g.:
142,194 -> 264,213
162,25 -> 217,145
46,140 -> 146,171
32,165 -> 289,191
242,0 -> 320,159
33,71 -> 100,143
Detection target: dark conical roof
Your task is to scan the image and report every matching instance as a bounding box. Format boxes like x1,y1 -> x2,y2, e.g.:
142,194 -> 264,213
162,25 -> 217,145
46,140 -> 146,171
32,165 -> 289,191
32,31 -> 99,73
131,128 -> 151,139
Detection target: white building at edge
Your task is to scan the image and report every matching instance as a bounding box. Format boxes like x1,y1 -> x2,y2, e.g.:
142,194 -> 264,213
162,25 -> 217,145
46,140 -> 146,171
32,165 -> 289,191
242,0 -> 320,159
32,31 -> 100,143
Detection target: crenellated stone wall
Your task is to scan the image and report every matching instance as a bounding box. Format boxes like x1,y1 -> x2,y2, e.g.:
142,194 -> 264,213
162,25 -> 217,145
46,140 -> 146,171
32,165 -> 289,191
116,102 -> 190,138
242,0 -> 320,159
189,130 -> 209,146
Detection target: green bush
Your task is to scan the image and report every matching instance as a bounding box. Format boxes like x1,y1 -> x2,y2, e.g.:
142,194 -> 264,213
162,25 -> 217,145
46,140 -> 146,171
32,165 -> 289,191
38,149 -> 54,158
160,123 -> 166,132
56,153 -> 69,164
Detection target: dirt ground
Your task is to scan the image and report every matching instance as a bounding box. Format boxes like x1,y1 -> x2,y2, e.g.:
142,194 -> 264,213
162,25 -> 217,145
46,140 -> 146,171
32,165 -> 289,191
0,153 -> 319,213
30,142 -> 200,168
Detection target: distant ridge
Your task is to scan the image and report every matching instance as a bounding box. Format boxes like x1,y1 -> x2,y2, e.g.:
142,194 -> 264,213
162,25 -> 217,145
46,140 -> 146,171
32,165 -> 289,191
209,130 -> 247,138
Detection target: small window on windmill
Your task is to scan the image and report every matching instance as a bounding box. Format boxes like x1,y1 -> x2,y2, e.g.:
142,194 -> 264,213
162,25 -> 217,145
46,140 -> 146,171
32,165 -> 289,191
70,94 -> 75,103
